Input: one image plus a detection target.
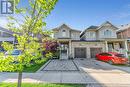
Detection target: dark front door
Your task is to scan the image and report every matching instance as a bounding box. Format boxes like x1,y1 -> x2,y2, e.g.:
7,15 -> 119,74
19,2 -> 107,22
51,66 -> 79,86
90,48 -> 102,58
74,48 -> 86,58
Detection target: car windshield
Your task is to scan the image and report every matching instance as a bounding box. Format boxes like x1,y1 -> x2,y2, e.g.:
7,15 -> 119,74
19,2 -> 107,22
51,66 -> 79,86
115,54 -> 126,58
6,50 -> 21,55
12,50 -> 21,55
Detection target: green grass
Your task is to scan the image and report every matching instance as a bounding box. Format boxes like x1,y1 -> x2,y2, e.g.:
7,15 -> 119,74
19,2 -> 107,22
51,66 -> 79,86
0,83 -> 85,87
23,58 -> 49,72
113,64 -> 129,67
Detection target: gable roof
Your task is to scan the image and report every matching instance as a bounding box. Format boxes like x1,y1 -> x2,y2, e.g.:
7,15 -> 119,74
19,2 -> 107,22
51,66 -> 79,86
97,21 -> 118,30
117,24 -> 130,33
87,25 -> 98,30
80,25 -> 98,37
52,24 -> 81,32
80,21 -> 118,38
0,26 -> 14,34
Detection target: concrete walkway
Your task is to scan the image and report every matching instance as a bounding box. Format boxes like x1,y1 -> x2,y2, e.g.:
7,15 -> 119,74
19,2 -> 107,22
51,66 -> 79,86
0,59 -> 130,87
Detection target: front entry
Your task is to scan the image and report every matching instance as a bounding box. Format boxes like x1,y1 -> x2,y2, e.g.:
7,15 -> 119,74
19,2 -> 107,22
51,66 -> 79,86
108,43 -> 114,52
60,44 -> 68,59
74,48 -> 86,58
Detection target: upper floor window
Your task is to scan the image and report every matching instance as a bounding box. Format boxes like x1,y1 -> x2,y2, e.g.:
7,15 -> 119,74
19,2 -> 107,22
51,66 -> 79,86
104,30 -> 112,37
62,30 -> 66,37
2,32 -> 12,37
89,32 -> 95,37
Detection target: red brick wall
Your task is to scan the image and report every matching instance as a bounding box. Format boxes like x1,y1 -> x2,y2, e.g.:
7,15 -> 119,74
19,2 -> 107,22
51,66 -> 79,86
117,27 -> 130,39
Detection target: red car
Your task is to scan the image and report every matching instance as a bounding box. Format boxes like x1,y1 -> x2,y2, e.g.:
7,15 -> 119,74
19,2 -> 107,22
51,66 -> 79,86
96,52 -> 128,64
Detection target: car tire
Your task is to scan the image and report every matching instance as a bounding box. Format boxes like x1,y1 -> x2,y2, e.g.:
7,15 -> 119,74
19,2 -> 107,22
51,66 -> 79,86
108,60 -> 113,65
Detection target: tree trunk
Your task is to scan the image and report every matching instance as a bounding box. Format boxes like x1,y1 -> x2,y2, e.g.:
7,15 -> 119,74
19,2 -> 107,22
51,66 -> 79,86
17,72 -> 22,87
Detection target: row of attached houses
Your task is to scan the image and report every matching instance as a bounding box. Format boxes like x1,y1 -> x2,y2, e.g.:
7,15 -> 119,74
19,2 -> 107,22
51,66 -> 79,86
0,26 -> 15,49
0,21 -> 130,59
52,21 -> 129,59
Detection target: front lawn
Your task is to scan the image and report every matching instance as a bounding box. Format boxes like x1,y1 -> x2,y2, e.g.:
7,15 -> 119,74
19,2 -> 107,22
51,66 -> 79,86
23,58 -> 49,72
0,83 -> 85,87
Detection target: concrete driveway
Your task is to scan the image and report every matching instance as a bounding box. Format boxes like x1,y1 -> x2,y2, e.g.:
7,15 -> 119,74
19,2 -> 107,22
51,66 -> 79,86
73,58 -> 129,73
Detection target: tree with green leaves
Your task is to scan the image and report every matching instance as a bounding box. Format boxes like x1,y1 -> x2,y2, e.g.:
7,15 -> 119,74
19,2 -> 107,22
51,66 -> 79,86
0,0 -> 58,87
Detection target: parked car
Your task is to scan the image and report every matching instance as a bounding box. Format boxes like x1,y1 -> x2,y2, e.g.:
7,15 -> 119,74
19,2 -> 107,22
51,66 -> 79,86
4,49 -> 22,63
5,49 -> 22,57
0,47 -> 5,53
96,52 -> 128,64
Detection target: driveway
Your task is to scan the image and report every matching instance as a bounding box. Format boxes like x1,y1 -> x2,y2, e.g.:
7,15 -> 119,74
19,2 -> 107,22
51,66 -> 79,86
38,58 -> 130,86
73,58 -> 129,73
41,59 -> 78,71
40,58 -> 129,73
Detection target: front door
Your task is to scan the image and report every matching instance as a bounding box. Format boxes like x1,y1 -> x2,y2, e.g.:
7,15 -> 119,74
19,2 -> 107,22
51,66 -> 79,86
108,43 -> 114,52
60,44 -> 68,59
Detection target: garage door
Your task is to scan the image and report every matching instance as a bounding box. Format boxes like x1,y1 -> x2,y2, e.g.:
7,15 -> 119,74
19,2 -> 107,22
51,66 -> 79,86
90,48 -> 102,58
74,48 -> 86,58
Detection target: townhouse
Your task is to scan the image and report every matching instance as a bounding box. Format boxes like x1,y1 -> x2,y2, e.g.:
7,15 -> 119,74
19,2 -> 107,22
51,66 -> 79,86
0,26 -> 15,47
52,21 -> 128,59
117,24 -> 130,51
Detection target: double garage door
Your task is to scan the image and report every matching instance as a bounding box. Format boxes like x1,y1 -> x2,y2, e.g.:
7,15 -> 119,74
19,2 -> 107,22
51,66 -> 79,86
74,48 -> 102,58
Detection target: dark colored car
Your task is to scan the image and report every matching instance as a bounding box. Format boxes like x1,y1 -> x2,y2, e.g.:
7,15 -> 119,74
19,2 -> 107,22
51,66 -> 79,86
96,52 -> 128,64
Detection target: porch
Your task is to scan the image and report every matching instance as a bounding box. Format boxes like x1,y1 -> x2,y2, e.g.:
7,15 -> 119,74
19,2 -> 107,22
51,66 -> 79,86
104,38 -> 128,57
57,39 -> 71,59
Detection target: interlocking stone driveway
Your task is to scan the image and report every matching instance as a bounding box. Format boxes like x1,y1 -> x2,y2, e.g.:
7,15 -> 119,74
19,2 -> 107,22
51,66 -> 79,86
41,59 -> 78,71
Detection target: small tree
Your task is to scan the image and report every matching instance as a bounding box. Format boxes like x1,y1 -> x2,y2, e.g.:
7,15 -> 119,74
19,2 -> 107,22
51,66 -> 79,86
0,0 -> 58,87
43,39 -> 59,58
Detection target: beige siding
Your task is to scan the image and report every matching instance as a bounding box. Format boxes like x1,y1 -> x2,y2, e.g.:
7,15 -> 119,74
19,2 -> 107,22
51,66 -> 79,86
85,31 -> 96,40
98,27 -> 117,39
71,31 -> 80,40
53,28 -> 80,40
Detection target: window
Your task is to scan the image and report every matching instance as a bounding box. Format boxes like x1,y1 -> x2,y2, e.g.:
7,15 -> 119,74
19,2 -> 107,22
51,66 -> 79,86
104,30 -> 112,37
115,54 -> 126,58
99,53 -> 112,56
89,32 -> 95,37
62,30 -> 66,37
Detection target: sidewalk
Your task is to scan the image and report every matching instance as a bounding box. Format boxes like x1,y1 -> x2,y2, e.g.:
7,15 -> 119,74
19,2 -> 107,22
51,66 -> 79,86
1,71 -> 130,85
0,71 -> 90,83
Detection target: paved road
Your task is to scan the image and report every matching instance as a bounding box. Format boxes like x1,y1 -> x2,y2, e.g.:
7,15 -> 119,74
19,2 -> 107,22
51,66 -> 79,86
0,59 -> 130,87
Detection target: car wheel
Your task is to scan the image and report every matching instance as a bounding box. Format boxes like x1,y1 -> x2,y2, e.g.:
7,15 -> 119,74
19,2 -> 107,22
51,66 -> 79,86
108,60 -> 113,65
